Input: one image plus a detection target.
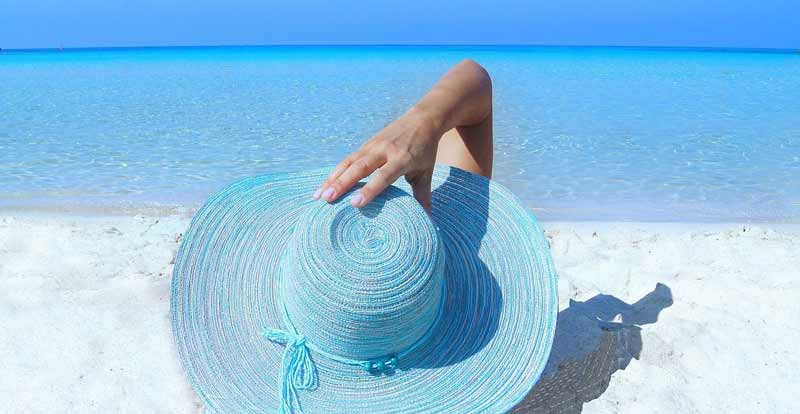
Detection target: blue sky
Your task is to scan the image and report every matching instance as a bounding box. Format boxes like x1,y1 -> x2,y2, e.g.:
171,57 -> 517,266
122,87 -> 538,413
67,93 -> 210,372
1,0 -> 798,50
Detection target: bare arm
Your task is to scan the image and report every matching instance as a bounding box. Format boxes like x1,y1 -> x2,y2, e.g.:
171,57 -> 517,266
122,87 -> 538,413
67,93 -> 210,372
313,59 -> 493,211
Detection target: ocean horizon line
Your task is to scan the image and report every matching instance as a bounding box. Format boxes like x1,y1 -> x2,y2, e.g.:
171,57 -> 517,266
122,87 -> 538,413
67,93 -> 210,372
2,43 -> 798,55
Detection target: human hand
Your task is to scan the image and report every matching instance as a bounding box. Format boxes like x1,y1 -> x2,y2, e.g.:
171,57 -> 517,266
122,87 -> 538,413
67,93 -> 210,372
312,59 -> 492,212
313,108 -> 442,212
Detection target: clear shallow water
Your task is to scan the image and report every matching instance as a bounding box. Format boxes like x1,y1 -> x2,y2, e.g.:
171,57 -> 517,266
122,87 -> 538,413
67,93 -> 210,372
1,46 -> 799,221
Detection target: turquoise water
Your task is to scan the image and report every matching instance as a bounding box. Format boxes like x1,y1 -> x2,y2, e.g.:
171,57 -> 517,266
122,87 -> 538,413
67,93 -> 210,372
1,46 -> 799,221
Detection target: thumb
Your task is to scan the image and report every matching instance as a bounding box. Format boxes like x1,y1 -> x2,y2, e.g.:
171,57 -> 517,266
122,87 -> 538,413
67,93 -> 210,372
407,170 -> 433,213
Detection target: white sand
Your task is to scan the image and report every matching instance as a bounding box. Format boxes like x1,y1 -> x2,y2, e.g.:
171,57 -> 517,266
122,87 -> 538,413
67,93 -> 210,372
1,214 -> 797,413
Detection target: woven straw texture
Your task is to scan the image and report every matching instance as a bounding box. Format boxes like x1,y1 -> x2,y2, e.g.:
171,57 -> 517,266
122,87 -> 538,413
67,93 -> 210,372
171,165 -> 558,414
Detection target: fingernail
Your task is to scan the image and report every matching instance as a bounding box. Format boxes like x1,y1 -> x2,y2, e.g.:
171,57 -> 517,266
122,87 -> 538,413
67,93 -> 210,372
350,192 -> 364,207
312,187 -> 322,199
321,187 -> 335,201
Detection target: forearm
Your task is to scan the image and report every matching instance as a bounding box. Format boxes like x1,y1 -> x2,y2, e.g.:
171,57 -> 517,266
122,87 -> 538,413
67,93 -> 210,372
408,59 -> 492,137
315,59 -> 492,210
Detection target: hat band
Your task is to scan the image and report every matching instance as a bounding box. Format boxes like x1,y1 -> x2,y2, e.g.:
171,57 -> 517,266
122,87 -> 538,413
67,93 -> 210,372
260,268 -> 447,414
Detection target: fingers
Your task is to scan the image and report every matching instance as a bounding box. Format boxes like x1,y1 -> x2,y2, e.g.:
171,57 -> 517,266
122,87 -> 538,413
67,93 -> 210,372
314,155 -> 355,200
351,162 -> 404,208
408,171 -> 433,213
315,152 -> 386,202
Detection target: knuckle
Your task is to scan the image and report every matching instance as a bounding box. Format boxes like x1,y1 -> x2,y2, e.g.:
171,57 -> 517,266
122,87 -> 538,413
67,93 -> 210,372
327,163 -> 348,181
372,141 -> 390,152
331,179 -> 346,192
353,158 -> 372,174
384,162 -> 404,177
376,174 -> 397,189
393,150 -> 412,164
386,141 -> 402,153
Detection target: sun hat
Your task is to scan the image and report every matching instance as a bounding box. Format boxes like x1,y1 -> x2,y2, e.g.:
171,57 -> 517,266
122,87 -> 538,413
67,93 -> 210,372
171,164 -> 558,414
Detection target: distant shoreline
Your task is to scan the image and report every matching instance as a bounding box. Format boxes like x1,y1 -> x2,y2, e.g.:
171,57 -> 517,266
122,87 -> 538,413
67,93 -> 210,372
2,43 -> 798,55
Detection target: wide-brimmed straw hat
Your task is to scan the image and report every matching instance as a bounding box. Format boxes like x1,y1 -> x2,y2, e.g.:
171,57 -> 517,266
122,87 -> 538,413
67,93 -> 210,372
171,164 -> 558,414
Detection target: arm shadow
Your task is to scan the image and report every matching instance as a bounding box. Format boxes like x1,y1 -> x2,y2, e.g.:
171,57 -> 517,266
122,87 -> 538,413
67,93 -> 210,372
512,283 -> 674,413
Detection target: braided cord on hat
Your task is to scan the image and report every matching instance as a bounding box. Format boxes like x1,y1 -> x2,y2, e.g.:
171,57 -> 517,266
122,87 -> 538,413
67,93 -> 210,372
260,261 -> 447,414
261,329 -> 317,414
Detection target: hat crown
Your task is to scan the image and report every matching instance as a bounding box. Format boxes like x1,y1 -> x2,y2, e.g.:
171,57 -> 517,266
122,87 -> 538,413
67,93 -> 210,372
280,186 -> 445,361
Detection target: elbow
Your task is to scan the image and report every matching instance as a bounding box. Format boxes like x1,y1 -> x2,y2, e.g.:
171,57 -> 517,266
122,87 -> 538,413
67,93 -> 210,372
458,59 -> 492,91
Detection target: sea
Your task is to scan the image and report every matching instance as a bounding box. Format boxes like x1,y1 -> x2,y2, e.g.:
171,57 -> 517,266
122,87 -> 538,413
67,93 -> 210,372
1,45 -> 798,221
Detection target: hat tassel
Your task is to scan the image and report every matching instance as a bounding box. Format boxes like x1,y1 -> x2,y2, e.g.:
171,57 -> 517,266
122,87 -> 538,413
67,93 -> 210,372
262,328 -> 318,414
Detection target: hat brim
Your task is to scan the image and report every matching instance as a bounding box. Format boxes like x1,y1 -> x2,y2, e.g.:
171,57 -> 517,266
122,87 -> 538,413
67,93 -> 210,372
171,165 -> 558,414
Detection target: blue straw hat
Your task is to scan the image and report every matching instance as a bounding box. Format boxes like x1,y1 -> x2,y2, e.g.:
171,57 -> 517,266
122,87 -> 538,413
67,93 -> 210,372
171,165 -> 558,414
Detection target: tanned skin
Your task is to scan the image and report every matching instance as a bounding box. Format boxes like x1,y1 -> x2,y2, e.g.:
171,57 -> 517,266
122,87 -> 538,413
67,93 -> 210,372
313,59 -> 493,212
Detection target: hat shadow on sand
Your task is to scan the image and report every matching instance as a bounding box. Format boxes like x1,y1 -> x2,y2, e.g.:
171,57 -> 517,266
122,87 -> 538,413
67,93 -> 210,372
401,167 -> 503,370
511,283 -> 674,413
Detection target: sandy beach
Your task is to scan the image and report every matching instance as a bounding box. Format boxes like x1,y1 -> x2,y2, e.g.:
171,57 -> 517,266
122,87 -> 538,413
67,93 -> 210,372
1,213 -> 797,413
